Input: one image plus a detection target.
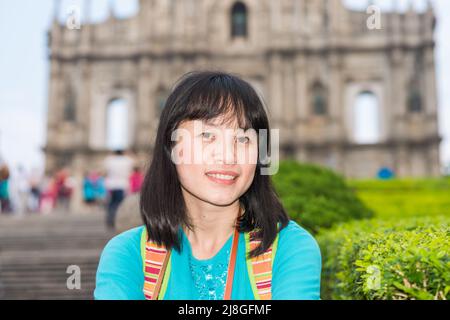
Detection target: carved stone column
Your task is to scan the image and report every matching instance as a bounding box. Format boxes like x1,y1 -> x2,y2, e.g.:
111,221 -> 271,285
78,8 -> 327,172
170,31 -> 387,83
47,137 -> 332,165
136,56 -> 153,150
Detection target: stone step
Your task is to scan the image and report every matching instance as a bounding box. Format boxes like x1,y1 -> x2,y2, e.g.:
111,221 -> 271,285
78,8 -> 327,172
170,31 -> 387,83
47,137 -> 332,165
0,212 -> 116,300
1,287 -> 95,300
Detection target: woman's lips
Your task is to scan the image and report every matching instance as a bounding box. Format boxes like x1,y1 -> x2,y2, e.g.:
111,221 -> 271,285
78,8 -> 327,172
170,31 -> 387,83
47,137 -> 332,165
204,171 -> 239,186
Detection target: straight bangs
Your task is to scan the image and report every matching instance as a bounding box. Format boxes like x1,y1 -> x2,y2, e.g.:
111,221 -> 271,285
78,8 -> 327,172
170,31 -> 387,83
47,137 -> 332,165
165,71 -> 269,136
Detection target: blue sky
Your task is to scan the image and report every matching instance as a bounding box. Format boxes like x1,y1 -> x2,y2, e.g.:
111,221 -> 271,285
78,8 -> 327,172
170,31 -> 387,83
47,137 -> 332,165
0,0 -> 449,173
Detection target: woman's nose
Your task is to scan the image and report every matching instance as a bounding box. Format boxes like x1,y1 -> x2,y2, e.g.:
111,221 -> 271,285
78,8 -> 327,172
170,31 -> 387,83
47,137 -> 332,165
211,135 -> 237,164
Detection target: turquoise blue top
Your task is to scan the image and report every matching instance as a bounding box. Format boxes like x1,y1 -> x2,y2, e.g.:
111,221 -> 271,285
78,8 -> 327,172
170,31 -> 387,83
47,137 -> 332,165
94,220 -> 322,300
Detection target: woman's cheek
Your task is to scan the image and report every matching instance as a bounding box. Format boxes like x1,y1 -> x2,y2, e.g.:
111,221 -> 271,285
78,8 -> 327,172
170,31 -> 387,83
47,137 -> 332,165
245,164 -> 257,183
247,144 -> 259,165
178,139 -> 197,164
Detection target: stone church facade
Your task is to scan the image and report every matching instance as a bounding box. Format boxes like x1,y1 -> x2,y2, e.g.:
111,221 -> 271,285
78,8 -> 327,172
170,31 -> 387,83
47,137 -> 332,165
45,0 -> 441,179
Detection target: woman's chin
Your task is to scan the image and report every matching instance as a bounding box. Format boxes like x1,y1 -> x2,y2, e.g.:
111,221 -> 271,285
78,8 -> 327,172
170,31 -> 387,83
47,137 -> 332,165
202,195 -> 239,207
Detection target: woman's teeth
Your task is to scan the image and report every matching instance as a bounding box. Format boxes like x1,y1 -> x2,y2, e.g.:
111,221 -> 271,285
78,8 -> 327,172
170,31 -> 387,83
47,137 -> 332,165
206,173 -> 236,180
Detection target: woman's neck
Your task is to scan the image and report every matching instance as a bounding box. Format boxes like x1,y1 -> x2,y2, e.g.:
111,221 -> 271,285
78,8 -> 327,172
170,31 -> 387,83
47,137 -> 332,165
182,196 -> 242,260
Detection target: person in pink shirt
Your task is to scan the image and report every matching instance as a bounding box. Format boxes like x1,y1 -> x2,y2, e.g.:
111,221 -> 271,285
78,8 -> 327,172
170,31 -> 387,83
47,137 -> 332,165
129,166 -> 144,194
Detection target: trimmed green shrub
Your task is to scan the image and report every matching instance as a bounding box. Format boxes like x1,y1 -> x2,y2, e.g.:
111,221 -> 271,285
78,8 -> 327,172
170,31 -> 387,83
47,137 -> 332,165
317,216 -> 450,300
348,177 -> 450,191
348,178 -> 450,219
272,160 -> 374,233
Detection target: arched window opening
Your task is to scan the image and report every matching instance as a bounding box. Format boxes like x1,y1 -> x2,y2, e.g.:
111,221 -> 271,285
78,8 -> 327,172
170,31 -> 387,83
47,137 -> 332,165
155,88 -> 169,118
231,2 -> 248,38
408,50 -> 424,113
407,79 -> 423,113
106,98 -> 129,151
408,89 -> 422,113
63,85 -> 76,122
353,91 -> 381,144
311,82 -> 328,116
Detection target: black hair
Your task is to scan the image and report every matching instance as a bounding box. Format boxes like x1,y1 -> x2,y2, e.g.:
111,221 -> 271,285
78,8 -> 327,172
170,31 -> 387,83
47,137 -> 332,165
114,149 -> 124,156
140,70 -> 290,258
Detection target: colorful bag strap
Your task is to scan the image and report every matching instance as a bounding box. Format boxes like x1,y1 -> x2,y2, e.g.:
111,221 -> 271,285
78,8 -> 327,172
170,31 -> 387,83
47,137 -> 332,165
244,227 -> 279,300
140,224 -> 280,300
140,228 -> 171,300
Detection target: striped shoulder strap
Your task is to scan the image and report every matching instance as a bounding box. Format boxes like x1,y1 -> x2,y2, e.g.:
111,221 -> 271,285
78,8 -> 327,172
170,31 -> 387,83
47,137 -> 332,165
244,224 -> 280,300
140,227 -> 171,300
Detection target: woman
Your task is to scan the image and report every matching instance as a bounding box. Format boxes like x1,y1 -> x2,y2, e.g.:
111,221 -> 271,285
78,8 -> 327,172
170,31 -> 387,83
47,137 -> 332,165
94,71 -> 321,300
0,164 -> 11,214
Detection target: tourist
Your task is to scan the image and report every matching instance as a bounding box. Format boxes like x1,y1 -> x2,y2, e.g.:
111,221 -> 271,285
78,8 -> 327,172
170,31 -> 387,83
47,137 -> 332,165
94,71 -> 321,300
0,163 -> 12,214
83,171 -> 97,205
40,175 -> 57,215
8,165 -> 30,215
28,168 -> 42,213
104,150 -> 134,230
54,168 -> 73,212
83,170 -> 107,206
129,166 -> 144,194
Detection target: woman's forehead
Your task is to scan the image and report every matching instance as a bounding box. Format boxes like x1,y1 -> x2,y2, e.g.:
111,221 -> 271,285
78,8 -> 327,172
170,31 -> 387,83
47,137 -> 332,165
204,116 -> 241,128
180,116 -> 248,130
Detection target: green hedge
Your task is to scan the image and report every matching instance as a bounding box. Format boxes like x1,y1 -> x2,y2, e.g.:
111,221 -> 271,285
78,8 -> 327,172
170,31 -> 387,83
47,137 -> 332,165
317,216 -> 450,300
348,178 -> 450,219
272,160 -> 374,233
348,177 -> 450,191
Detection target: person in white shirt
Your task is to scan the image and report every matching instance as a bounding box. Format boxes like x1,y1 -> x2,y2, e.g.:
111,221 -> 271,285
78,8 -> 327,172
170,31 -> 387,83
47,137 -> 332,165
104,150 -> 134,230
8,165 -> 30,215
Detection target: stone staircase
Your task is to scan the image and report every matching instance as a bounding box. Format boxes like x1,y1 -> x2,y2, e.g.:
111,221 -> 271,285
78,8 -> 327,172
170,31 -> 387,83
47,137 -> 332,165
0,212 -> 114,300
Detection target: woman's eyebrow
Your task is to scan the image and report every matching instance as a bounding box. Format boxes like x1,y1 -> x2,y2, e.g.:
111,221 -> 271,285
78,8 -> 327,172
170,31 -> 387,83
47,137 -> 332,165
202,119 -> 247,131
203,119 -> 219,126
202,120 -> 231,128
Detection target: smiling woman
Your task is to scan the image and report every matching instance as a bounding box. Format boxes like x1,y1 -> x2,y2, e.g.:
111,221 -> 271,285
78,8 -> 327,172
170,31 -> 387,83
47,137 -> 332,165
94,71 -> 321,300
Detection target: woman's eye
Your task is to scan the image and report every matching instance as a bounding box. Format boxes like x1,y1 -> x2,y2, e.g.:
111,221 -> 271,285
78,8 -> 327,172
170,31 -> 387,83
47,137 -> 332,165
201,132 -> 214,140
236,136 -> 250,144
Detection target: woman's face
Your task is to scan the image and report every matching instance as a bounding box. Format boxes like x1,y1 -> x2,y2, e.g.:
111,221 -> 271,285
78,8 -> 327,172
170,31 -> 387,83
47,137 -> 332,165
172,116 -> 258,207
